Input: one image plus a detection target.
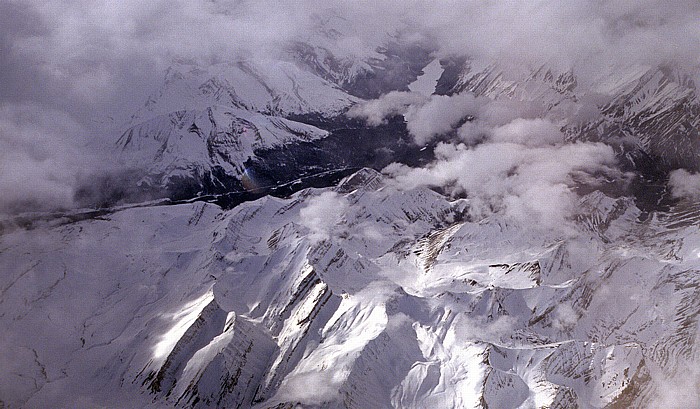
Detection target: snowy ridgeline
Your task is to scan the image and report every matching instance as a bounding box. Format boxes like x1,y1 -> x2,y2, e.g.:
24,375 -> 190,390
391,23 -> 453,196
106,51 -> 700,208
1,169 -> 698,408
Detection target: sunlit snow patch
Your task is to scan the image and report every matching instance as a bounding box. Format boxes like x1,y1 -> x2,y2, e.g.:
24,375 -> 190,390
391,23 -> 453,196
152,289 -> 215,360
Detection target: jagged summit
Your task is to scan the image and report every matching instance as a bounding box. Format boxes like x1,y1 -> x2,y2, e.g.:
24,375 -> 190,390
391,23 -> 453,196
437,59 -> 700,171
2,168 -> 698,407
116,105 -> 329,193
135,59 -> 359,122
2,13 -> 700,408
335,167 -> 383,193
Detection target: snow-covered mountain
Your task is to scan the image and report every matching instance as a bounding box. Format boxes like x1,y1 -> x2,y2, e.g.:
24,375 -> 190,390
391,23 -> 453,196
107,55 -> 357,200
1,168 -> 698,408
116,105 -> 329,194
438,59 -> 700,171
112,50 -> 700,210
3,18 -> 700,408
103,31 -> 431,204
136,59 -> 359,122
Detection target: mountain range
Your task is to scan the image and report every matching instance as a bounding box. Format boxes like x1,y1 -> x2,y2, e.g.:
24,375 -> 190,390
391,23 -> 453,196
1,18 -> 700,408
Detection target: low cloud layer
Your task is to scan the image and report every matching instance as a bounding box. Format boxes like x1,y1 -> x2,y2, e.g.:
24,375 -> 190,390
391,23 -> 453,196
385,140 -> 619,230
0,104 -> 87,214
349,91 -> 568,147
348,92 -> 482,145
351,89 -> 621,229
3,0 -> 700,215
299,191 -> 349,243
347,92 -> 428,127
5,0 -> 700,129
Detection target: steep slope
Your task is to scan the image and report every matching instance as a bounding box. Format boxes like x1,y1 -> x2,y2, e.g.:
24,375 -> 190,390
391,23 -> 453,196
135,59 -> 359,123
103,35 -> 432,206
116,105 -> 329,194
438,60 -> 700,170
2,169 -> 698,408
584,67 -> 700,170
284,13 -> 433,100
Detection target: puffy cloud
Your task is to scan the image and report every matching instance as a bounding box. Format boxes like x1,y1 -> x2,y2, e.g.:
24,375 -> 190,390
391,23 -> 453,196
7,0 -> 699,132
650,365 -> 700,409
452,99 -> 549,145
0,102 -> 146,217
272,371 -> 341,405
351,92 -> 565,147
353,77 -> 621,233
668,169 -> 700,200
405,93 -> 481,145
3,0 -> 700,216
358,89 -> 621,231
453,314 -> 520,344
414,0 -> 700,82
489,118 -> 564,146
347,91 -> 427,126
299,191 -> 349,243
553,303 -> 579,331
384,140 -> 618,230
350,92 -> 483,145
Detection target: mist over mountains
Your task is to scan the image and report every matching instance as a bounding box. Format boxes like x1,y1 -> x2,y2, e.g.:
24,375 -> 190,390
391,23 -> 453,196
3,0 -> 700,215
1,1 -> 700,408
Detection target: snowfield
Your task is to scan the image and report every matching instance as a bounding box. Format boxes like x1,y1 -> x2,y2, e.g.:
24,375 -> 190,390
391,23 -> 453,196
2,169 -> 698,408
3,17 -> 700,407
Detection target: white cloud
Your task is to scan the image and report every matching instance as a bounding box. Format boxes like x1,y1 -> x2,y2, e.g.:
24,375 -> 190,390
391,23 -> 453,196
347,91 -> 427,126
299,191 -> 349,243
650,369 -> 700,409
648,319 -> 700,408
350,93 -> 565,148
3,0 -> 700,216
489,118 -> 564,146
5,0 -> 700,130
405,93 -> 481,145
384,141 -> 618,230
353,85 -> 619,233
668,169 -> 700,200
553,303 -> 579,331
453,314 -> 520,344
271,371 -> 341,405
349,92 -> 483,145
